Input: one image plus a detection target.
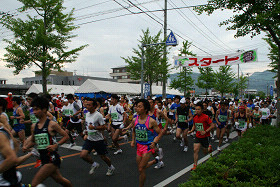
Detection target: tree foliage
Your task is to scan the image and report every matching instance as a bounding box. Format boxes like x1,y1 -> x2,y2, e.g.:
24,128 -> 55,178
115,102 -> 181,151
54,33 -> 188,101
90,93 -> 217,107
196,67 -> 216,96
122,28 -> 168,95
214,66 -> 235,97
0,0 -> 87,93
169,41 -> 195,97
232,74 -> 248,98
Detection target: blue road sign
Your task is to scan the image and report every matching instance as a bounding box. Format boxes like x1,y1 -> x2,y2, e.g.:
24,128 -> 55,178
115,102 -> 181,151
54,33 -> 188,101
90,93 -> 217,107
166,31 -> 178,46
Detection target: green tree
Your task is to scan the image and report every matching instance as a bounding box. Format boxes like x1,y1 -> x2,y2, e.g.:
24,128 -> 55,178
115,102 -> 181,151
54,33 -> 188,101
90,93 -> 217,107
122,28 -> 167,96
196,67 -> 216,98
214,66 -> 235,98
195,0 -> 280,125
169,41 -> 195,97
0,0 -> 87,93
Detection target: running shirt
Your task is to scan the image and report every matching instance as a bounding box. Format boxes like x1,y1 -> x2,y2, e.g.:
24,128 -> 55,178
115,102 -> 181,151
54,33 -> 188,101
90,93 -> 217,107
170,103 -> 180,119
61,104 -> 74,117
12,106 -> 21,125
134,116 -> 155,145
109,104 -> 124,126
193,113 -> 212,138
176,106 -> 189,125
85,111 -> 105,141
34,119 -> 54,150
260,108 -> 270,119
236,113 -> 247,131
218,109 -> 228,126
29,107 -> 39,124
158,108 -> 166,128
1,112 -> 9,124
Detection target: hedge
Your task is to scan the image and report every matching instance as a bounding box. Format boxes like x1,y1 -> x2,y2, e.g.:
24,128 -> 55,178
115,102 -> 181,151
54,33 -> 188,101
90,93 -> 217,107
180,126 -> 280,186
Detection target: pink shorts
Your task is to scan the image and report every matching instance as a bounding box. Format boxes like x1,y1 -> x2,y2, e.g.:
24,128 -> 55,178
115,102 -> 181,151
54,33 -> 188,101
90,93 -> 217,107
136,143 -> 155,157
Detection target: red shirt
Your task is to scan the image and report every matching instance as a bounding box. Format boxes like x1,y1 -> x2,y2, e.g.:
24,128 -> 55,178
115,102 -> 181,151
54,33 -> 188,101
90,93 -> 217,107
193,113 -> 212,138
5,97 -> 13,110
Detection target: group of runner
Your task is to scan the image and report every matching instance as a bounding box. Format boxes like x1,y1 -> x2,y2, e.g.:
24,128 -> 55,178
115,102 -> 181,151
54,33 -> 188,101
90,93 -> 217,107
0,92 -> 276,186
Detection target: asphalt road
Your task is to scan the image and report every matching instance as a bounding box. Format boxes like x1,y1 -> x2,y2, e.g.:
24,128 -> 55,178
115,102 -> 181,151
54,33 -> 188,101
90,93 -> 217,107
17,131 -> 238,187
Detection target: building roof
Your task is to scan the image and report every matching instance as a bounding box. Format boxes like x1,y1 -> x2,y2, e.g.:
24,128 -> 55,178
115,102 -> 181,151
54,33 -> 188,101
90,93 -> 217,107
75,79 -> 182,96
26,84 -> 79,95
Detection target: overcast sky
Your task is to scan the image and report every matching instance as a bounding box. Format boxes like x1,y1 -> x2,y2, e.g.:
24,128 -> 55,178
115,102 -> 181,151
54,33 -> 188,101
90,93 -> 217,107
0,0 -> 271,84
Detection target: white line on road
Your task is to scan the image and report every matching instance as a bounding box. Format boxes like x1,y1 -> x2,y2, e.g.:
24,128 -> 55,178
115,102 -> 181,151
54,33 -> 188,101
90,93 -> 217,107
153,143 -> 231,187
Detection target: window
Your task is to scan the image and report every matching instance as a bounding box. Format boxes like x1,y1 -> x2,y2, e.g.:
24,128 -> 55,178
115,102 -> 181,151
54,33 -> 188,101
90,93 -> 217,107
62,81 -> 64,85
73,80 -> 75,85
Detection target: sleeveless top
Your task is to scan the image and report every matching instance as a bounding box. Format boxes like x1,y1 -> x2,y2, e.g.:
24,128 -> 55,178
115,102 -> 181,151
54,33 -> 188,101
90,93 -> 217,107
134,116 -> 155,145
236,113 -> 247,130
218,109 -> 228,125
34,119 -> 54,151
13,107 -> 21,125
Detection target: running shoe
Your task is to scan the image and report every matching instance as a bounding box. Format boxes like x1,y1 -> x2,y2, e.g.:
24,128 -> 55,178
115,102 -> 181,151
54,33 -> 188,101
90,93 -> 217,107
154,161 -> 164,169
113,149 -> 122,155
183,146 -> 188,152
225,138 -> 229,142
217,146 -> 221,151
106,165 -> 115,176
180,140 -> 184,147
191,164 -> 197,171
173,136 -> 176,141
158,148 -> 163,160
30,148 -> 40,158
123,135 -> 128,143
34,159 -> 42,168
68,143 -> 76,148
89,162 -> 100,175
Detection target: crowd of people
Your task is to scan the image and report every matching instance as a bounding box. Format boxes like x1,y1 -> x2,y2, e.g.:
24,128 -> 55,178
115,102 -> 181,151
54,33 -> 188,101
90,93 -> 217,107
0,91 -> 276,186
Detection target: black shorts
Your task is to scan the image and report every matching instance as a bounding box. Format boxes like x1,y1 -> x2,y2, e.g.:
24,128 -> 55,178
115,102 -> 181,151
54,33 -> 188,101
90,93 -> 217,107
82,139 -> 108,155
167,114 -> 174,120
67,122 -> 83,133
177,122 -> 189,130
194,137 -> 210,148
39,150 -> 61,168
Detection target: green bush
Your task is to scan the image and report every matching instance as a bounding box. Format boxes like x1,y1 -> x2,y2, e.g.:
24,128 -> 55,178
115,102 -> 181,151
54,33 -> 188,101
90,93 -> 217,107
180,126 -> 280,186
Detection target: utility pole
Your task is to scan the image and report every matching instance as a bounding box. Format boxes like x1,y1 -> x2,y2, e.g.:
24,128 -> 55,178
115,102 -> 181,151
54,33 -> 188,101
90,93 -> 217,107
162,0 -> 167,99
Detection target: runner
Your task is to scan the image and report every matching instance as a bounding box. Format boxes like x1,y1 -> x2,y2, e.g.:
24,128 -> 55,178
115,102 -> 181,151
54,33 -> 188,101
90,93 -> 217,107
80,98 -> 115,176
225,102 -> 234,142
23,96 -> 72,187
175,98 -> 193,152
130,99 -> 164,187
106,94 -> 127,155
188,102 -> 214,171
235,105 -> 248,138
10,97 -> 26,145
65,94 -> 83,147
252,105 -> 262,126
215,101 -> 229,151
260,102 -> 271,125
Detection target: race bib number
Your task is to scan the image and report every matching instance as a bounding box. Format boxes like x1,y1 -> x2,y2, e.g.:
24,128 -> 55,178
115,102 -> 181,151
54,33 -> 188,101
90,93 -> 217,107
195,123 -> 204,131
262,112 -> 267,116
35,133 -> 50,150
238,119 -> 246,128
63,109 -> 73,116
13,118 -> 18,125
30,114 -> 38,124
88,130 -> 98,136
178,115 -> 186,123
253,113 -> 260,118
111,113 -> 118,121
218,115 -> 227,122
135,129 -> 148,142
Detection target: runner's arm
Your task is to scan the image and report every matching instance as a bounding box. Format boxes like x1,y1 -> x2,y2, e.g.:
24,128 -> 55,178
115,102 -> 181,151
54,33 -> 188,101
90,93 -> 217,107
22,124 -> 36,152
188,109 -> 193,122
0,133 -> 18,173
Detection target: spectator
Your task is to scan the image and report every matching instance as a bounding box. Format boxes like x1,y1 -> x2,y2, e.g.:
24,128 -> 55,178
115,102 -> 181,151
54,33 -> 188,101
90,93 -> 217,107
5,92 -> 13,112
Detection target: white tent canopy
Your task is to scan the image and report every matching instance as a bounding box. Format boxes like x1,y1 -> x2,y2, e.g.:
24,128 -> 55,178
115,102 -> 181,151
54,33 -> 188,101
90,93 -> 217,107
75,79 -> 183,96
26,84 -> 79,95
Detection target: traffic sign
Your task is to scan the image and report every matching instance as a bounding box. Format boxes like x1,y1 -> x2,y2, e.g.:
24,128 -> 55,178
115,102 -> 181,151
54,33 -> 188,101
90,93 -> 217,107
166,31 -> 178,46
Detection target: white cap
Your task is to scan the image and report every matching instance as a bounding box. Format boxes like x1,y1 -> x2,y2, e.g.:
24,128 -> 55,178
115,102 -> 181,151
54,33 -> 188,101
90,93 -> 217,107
229,102 -> 233,105
180,98 -> 186,104
8,92 -> 12,95
63,99 -> 68,102
194,101 -> 198,105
